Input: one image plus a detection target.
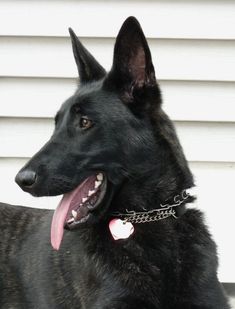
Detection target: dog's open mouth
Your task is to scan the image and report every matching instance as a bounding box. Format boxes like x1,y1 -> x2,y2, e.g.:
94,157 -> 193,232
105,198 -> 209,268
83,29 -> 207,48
51,173 -> 106,250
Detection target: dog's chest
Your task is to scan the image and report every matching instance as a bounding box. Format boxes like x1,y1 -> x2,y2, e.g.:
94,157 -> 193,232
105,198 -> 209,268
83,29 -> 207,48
69,237 -> 163,307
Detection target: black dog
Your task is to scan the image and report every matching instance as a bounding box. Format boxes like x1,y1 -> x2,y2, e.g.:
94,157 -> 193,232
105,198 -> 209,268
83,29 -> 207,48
0,17 -> 230,308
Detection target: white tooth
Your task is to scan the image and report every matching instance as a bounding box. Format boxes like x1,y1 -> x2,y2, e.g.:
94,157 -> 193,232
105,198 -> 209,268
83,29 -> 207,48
88,190 -> 95,196
95,181 -> 101,189
82,197 -> 88,203
72,210 -> 77,218
67,218 -> 74,223
97,173 -> 103,181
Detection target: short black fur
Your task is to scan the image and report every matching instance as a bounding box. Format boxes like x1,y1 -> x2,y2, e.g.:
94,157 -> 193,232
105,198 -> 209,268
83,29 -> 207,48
0,17 -> 230,308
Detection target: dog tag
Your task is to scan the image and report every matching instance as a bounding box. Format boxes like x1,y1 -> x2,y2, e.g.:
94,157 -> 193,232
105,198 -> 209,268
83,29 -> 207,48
109,218 -> 134,240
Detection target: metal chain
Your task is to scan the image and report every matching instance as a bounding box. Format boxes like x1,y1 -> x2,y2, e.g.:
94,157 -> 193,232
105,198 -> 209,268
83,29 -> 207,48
112,190 -> 190,224
122,207 -> 177,224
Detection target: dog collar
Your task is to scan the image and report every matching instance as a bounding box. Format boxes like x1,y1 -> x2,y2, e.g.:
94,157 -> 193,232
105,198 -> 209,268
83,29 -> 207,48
109,189 -> 193,240
111,189 -> 192,224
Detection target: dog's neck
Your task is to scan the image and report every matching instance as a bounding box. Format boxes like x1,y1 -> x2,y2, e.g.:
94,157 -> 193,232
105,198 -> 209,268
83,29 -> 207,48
111,189 -> 192,224
110,165 -> 194,218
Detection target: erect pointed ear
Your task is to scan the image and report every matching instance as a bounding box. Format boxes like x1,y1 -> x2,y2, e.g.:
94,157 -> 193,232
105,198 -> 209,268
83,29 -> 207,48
69,28 -> 106,83
105,17 -> 157,102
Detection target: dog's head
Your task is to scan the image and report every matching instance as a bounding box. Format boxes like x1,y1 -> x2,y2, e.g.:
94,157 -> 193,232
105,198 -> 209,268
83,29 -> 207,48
15,17 -> 193,249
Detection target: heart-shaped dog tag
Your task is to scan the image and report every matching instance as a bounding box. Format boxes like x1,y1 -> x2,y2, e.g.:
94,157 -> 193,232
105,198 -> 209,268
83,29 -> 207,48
109,219 -> 134,240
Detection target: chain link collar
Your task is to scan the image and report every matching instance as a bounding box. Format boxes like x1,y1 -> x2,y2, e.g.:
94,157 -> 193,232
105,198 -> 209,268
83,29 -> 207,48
111,189 -> 191,224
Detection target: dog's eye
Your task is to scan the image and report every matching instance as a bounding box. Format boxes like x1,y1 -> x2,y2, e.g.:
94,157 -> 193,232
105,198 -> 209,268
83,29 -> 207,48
80,116 -> 93,130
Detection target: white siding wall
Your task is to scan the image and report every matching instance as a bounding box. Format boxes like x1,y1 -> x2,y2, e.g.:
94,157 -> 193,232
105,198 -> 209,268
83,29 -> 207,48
0,0 -> 235,301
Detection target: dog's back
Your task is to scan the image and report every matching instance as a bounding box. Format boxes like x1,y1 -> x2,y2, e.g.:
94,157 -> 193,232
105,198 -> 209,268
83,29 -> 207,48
0,203 -> 49,307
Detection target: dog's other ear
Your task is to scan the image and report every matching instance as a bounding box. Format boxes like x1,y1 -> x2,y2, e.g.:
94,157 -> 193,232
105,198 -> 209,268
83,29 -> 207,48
69,28 -> 106,83
105,17 -> 157,103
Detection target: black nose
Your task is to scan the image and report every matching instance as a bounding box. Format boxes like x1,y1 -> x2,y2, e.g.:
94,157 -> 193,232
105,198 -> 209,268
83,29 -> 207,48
15,170 -> 37,188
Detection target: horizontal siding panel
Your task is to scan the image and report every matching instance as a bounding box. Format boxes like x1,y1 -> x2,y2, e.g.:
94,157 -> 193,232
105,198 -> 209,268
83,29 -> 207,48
161,81 -> 235,122
1,157 -> 234,281
176,121 -> 235,162
0,1 -> 235,39
1,78 -> 235,122
0,118 -> 235,162
0,77 -> 77,118
0,118 -> 53,159
1,37 -> 235,81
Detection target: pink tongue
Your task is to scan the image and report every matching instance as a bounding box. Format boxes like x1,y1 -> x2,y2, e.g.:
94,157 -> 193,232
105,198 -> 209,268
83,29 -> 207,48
50,176 -> 97,250
51,190 -> 77,250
